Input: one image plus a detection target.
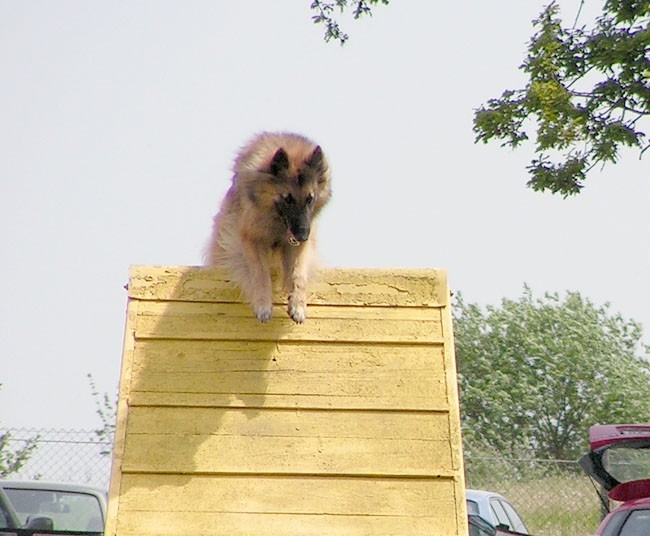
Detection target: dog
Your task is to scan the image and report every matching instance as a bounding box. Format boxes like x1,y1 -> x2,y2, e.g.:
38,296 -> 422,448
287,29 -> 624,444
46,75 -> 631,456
205,132 -> 332,323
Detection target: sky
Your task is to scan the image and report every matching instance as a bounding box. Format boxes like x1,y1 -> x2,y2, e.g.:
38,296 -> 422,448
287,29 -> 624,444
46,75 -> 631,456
1,1 -> 648,432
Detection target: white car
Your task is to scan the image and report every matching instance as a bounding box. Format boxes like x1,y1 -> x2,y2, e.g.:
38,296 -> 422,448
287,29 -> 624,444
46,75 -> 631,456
0,480 -> 107,534
466,489 -> 530,535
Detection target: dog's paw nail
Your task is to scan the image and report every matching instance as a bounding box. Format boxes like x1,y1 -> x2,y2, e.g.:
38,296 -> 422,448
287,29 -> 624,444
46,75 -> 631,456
255,307 -> 273,323
288,305 -> 306,324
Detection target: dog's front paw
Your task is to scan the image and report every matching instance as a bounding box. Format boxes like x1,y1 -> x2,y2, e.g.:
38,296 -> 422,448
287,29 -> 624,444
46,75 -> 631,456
287,296 -> 306,324
254,305 -> 273,323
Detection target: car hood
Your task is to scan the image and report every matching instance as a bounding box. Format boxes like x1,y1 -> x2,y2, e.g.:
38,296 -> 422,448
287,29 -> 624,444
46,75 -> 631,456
579,424 -> 650,500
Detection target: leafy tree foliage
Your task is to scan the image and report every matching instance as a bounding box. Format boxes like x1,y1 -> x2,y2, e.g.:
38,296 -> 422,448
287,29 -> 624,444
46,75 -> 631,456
0,432 -> 39,478
310,0 -> 389,44
454,287 -> 650,460
474,1 -> 650,196
310,1 -> 649,195
0,385 -> 39,478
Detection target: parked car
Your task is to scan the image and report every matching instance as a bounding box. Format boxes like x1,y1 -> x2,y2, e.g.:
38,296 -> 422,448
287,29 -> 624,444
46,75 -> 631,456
469,512 -> 499,536
466,489 -> 530,535
579,423 -> 650,536
469,511 -> 533,536
0,480 -> 107,535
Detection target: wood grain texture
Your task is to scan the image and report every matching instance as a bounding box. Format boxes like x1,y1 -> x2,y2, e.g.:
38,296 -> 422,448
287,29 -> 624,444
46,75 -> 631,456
127,340 -> 449,411
133,301 -> 443,343
127,265 -> 447,307
121,406 -> 453,476
115,474 -> 460,536
105,298 -> 138,535
106,266 -> 468,536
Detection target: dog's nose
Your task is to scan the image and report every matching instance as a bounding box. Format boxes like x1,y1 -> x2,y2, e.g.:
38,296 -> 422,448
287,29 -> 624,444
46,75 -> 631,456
293,227 -> 310,242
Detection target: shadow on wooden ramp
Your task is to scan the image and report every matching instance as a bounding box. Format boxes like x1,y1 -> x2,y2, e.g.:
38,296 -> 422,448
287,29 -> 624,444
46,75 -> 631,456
105,266 -> 468,536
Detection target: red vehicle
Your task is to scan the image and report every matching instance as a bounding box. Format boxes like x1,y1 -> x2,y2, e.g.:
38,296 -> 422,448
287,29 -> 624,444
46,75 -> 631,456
579,424 -> 650,536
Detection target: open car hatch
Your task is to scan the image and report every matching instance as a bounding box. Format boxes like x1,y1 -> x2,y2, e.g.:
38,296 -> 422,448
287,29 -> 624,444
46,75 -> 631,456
579,424 -> 650,501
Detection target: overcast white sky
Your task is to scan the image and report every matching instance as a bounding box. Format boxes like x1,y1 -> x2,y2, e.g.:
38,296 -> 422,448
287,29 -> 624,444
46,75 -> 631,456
2,1 -> 648,431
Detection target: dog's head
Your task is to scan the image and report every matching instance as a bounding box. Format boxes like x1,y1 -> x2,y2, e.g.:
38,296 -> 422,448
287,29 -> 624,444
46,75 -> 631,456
268,145 -> 331,246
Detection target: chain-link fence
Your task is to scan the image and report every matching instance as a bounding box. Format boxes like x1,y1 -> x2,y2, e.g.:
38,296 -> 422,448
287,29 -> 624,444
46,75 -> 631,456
465,455 -> 604,536
2,428 -> 605,535
1,428 -> 112,489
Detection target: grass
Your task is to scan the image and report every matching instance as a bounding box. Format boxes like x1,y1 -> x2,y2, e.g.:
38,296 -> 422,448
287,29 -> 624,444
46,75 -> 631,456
466,463 -> 604,536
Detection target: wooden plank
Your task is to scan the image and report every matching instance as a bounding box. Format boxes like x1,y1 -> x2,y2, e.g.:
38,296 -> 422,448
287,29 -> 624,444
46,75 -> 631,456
115,473 -> 460,535
107,267 -> 467,536
129,391 -> 451,412
121,406 -> 453,476
133,301 -> 443,344
127,340 -> 448,411
105,299 -> 138,536
441,284 -> 466,479
114,511 -> 456,536
440,289 -> 469,534
118,473 -> 456,516
127,265 -> 448,307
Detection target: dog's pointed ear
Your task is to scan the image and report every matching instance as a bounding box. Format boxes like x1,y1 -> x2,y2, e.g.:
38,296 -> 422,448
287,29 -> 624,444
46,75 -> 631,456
306,145 -> 324,171
270,148 -> 289,176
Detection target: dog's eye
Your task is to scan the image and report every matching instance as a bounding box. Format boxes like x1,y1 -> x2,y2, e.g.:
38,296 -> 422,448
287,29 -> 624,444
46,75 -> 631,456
283,193 -> 295,204
305,193 -> 314,205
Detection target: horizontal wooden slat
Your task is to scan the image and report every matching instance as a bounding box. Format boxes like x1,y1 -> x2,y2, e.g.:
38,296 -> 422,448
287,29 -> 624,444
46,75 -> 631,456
114,511 -> 454,536
133,301 -> 443,343
116,473 -> 459,518
127,266 -> 448,307
121,406 -> 453,476
128,392 -> 453,413
127,340 -> 448,411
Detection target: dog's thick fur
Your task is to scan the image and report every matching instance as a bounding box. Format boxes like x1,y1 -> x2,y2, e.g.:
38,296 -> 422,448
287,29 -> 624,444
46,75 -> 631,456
205,132 -> 332,323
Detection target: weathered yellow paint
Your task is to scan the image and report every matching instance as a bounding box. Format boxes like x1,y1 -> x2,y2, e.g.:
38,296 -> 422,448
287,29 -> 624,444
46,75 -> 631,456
106,267 -> 468,536
127,266 -> 447,306
133,301 -> 444,344
128,340 -> 449,411
115,474 -> 459,536
122,406 -> 454,476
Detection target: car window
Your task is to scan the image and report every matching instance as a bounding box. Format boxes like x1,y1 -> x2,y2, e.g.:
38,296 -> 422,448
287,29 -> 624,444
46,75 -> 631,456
469,514 -> 497,536
467,499 -> 480,516
500,499 -> 528,534
490,498 -> 512,529
608,447 -> 650,484
620,509 -> 650,536
4,487 -> 104,532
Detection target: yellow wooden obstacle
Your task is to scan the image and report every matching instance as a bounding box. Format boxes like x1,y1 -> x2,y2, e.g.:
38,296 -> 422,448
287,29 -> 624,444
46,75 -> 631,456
105,266 -> 467,536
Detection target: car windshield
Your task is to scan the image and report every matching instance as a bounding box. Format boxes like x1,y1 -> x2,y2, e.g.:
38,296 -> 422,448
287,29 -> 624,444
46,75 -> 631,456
3,487 -> 104,532
607,447 -> 650,484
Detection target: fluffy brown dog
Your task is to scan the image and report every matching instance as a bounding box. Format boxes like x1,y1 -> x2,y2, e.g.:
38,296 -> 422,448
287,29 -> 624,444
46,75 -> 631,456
205,132 -> 332,323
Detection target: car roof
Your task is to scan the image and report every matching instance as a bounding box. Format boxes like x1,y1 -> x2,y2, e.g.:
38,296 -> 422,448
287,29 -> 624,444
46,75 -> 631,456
466,489 -> 507,500
0,480 -> 107,497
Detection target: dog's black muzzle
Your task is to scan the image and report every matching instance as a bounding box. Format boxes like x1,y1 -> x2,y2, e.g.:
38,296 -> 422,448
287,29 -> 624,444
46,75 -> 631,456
291,225 -> 310,243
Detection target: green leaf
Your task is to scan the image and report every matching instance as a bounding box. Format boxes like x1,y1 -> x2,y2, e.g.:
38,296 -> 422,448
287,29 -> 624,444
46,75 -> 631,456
473,0 -> 650,194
